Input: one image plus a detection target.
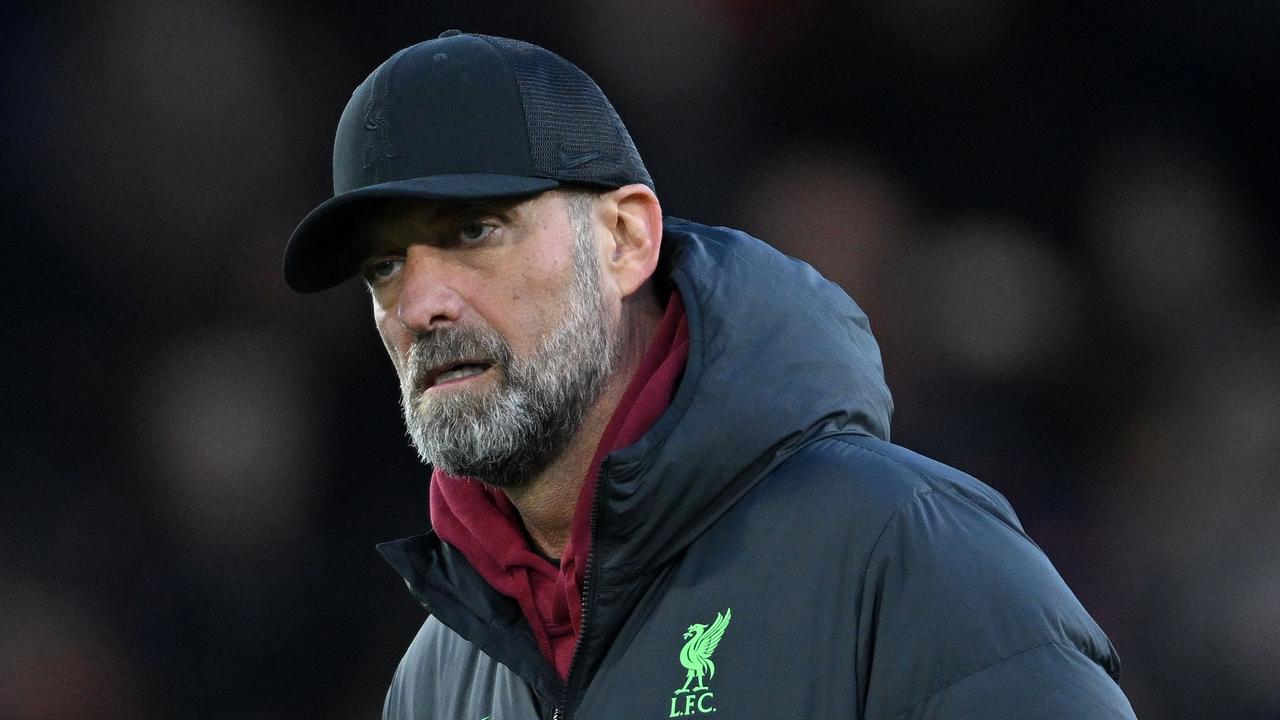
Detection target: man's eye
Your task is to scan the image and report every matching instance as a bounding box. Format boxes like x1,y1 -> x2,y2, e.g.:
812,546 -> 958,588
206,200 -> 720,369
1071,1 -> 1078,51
363,258 -> 403,284
459,220 -> 496,244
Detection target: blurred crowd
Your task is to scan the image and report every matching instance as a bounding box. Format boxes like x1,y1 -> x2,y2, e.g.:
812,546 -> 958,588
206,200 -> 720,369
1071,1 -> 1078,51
2,1 -> 1277,718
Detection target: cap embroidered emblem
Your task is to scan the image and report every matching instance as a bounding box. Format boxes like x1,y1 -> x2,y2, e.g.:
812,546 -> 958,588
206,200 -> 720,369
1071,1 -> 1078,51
362,67 -> 399,182
559,148 -> 602,169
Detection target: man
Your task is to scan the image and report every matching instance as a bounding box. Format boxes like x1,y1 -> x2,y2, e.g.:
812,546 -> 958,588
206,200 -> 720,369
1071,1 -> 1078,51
285,31 -> 1136,720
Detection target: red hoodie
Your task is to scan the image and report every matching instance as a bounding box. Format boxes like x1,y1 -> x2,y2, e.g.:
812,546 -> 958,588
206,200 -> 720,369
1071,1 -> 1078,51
429,291 -> 689,679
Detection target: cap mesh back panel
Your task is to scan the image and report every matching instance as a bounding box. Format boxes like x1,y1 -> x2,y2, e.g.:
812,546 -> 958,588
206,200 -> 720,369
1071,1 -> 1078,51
480,35 -> 653,190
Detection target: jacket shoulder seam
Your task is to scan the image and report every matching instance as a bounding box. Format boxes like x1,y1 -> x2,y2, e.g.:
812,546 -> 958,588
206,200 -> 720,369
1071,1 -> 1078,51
794,434 -> 941,585
891,640 -> 1078,720
819,435 -> 935,487
833,436 -> 978,720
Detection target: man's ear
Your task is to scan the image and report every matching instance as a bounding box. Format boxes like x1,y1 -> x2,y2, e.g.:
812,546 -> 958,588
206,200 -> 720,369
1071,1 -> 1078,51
599,184 -> 663,299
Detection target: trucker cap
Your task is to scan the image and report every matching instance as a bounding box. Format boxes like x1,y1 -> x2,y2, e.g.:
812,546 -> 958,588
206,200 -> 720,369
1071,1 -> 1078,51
283,30 -> 653,293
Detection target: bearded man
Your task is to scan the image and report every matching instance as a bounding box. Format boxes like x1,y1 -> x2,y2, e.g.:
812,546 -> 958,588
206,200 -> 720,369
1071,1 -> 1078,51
284,30 -> 1136,720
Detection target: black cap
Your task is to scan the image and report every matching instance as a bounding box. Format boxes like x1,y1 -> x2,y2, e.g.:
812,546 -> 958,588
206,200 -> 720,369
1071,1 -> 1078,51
284,31 -> 653,292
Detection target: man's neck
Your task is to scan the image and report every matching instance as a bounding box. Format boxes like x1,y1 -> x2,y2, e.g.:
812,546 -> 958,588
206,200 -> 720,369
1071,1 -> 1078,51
503,291 -> 664,558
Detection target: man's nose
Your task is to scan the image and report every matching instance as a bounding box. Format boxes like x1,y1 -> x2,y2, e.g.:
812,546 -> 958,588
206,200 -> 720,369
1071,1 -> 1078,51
395,248 -> 465,334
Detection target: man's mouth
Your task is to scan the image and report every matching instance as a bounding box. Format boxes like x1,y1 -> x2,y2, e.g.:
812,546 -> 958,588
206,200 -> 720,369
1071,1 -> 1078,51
426,361 -> 493,389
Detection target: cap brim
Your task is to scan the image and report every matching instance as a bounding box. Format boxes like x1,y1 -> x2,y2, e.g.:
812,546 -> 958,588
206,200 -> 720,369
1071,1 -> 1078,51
284,174 -> 561,293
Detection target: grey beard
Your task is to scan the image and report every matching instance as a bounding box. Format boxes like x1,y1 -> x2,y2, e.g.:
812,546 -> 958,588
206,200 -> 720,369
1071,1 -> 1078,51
399,231 -> 619,488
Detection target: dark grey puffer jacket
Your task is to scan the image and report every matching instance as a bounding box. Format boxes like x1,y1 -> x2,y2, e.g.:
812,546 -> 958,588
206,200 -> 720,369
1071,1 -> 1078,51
377,218 -> 1136,720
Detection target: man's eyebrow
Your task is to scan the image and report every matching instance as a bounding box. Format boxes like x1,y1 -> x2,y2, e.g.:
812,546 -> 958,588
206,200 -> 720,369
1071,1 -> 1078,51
432,193 -> 522,215
359,197 -> 523,254
377,195 -> 520,221
445,197 -> 522,217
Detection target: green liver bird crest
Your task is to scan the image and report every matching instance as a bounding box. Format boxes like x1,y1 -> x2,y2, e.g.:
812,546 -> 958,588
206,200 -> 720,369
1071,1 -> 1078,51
676,608 -> 732,693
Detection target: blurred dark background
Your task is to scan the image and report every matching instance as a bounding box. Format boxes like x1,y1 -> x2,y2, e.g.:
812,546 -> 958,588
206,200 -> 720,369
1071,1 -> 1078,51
2,1 -> 1277,718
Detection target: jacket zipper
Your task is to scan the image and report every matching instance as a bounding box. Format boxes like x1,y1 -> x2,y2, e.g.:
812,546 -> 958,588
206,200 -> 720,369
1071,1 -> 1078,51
552,465 -> 606,720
